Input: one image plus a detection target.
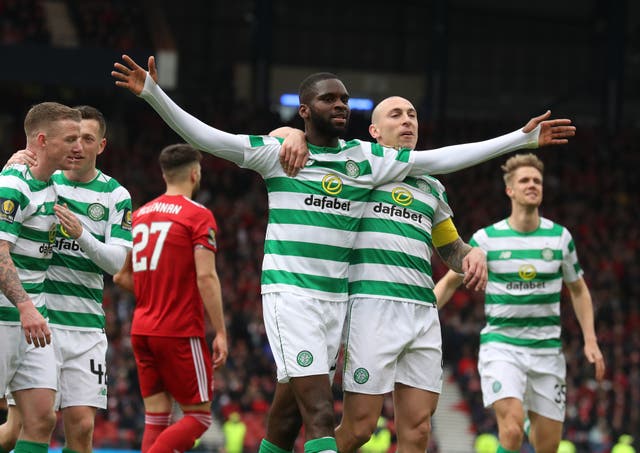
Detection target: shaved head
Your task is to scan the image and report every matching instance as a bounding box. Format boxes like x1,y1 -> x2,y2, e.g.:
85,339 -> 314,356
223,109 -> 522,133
371,96 -> 415,125
369,96 -> 418,150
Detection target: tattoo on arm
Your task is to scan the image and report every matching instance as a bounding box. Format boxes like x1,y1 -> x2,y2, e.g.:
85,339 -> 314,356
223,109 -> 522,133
436,238 -> 472,273
0,242 -> 30,306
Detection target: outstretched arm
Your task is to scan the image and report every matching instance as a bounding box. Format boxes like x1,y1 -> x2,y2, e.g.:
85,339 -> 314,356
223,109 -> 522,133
566,278 -> 606,381
112,55 -> 247,165
409,111 -> 576,175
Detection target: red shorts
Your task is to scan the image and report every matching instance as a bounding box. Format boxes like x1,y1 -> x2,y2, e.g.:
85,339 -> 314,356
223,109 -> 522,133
131,335 -> 213,405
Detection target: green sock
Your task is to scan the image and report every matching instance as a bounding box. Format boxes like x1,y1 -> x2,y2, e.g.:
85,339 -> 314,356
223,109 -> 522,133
14,440 -> 49,453
497,445 -> 519,453
62,448 -> 81,453
259,439 -> 292,453
304,437 -> 337,453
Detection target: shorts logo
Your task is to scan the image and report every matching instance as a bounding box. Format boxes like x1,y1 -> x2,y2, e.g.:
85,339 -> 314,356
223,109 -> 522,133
345,160 -> 360,178
121,208 -> 133,231
296,351 -> 313,367
492,380 -> 502,393
87,203 -> 106,221
321,174 -> 343,196
541,247 -> 554,261
518,264 -> 536,281
391,187 -> 413,206
0,198 -> 18,223
353,367 -> 369,384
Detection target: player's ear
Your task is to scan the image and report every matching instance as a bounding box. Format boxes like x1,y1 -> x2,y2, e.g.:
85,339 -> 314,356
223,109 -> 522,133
369,124 -> 380,141
298,104 -> 309,120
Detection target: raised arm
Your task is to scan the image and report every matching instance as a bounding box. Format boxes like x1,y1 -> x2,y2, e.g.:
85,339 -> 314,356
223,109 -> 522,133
566,278 -> 606,381
409,111 -> 575,175
112,54 -> 247,165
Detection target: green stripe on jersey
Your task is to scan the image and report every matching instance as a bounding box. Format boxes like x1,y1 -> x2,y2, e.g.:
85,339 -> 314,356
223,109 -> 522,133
44,280 -> 103,304
485,293 -> 559,305
349,280 -> 436,304
486,315 -> 560,328
51,253 -> 102,274
265,240 -> 350,262
0,186 -> 29,210
480,332 -> 561,348
262,269 -> 347,294
19,226 -> 55,243
357,218 -> 432,244
489,271 -> 561,283
10,253 -> 50,272
269,209 -> 360,231
487,249 -> 562,261
0,305 -> 48,322
57,196 -> 110,220
22,281 -> 45,293
350,248 -> 432,274
265,177 -> 370,200
47,309 -> 104,329
484,223 -> 563,238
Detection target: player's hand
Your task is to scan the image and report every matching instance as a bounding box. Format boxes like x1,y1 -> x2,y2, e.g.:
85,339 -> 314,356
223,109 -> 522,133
112,55 -> 158,96
584,341 -> 606,381
4,149 -> 36,169
278,129 -> 309,177
461,247 -> 487,291
211,332 -> 228,369
522,110 -> 576,146
17,300 -> 51,347
54,203 -> 83,239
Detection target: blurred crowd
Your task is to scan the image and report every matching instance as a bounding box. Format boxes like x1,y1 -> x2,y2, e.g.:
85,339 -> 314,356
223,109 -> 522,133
1,2 -> 639,452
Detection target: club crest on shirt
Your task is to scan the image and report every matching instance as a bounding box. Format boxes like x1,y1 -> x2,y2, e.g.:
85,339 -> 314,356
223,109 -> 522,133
541,247 -> 554,261
0,198 -> 18,223
416,178 -> 430,193
345,160 -> 360,178
87,203 -> 106,221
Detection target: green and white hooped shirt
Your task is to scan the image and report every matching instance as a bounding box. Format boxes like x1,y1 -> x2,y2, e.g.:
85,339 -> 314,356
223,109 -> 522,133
45,170 -> 132,331
348,175 -> 453,306
471,217 -> 583,353
0,164 -> 58,325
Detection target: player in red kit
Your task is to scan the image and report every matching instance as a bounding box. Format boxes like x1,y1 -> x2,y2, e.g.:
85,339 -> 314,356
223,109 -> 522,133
114,144 -> 228,453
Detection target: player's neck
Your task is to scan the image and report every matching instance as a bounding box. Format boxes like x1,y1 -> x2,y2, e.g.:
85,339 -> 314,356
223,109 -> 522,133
304,129 -> 341,148
508,206 -> 540,233
165,184 -> 193,199
64,167 -> 98,183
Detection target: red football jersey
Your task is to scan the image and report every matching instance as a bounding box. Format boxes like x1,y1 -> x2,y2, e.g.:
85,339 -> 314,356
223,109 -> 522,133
130,194 -> 218,337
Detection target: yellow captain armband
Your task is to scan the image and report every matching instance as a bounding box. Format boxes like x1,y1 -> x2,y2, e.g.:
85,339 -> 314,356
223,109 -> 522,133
432,218 -> 460,247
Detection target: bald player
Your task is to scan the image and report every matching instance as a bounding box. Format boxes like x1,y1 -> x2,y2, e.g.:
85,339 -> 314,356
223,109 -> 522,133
337,96 -> 488,453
